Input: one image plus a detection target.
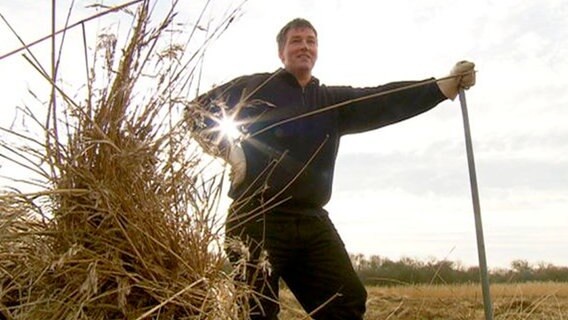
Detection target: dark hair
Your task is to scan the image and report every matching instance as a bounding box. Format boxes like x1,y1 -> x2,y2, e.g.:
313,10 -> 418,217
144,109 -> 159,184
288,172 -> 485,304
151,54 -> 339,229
276,18 -> 317,51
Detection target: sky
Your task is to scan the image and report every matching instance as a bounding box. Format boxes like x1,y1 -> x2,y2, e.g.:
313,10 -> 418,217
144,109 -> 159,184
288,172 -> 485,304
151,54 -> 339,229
1,0 -> 567,269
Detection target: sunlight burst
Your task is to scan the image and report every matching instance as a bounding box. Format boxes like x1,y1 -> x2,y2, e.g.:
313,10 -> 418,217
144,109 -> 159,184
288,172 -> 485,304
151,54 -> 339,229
218,117 -> 242,141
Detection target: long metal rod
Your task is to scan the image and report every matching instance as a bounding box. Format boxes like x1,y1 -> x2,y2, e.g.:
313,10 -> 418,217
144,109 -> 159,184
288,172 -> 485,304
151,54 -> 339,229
459,89 -> 493,320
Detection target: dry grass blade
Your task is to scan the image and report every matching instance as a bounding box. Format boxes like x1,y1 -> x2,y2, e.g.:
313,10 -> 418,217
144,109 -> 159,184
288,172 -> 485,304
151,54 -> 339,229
0,0 -> 144,61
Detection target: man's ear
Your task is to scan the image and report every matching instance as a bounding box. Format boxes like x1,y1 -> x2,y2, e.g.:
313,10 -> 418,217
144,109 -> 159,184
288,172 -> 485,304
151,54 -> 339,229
278,48 -> 285,63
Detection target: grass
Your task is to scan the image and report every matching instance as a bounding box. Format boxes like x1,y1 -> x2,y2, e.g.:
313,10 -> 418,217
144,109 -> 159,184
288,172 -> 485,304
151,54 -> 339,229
0,1 -> 251,319
279,282 -> 568,319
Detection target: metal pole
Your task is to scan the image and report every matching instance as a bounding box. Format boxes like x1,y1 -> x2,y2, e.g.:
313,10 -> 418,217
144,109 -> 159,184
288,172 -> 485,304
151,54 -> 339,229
458,89 -> 493,320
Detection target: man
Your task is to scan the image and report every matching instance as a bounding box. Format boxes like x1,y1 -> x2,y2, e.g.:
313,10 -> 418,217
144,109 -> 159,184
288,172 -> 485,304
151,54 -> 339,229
188,18 -> 475,320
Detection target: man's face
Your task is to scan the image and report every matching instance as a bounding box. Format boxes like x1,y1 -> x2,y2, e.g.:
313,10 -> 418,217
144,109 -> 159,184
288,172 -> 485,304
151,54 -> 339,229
279,27 -> 318,76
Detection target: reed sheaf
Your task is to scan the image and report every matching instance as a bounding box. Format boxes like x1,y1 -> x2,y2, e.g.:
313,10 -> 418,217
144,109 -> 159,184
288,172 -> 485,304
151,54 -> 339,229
0,1 -> 250,319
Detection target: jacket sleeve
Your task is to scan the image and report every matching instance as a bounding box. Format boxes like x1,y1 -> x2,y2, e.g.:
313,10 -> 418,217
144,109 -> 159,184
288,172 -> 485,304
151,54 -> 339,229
184,76 -> 248,157
329,79 -> 447,135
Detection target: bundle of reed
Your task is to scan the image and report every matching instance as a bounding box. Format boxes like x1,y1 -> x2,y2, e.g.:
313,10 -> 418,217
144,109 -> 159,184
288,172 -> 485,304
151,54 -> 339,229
0,1 -> 250,319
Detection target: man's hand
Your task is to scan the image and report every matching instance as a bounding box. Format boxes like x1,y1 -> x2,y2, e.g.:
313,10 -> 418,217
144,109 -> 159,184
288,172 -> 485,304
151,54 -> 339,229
228,144 -> 246,187
437,61 -> 476,100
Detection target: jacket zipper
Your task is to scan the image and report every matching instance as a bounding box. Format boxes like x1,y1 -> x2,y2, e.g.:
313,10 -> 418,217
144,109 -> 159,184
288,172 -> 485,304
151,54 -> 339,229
301,86 -> 308,108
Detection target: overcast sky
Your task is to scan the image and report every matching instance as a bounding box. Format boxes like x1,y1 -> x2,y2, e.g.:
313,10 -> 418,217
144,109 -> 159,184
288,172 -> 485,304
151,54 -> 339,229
1,0 -> 567,268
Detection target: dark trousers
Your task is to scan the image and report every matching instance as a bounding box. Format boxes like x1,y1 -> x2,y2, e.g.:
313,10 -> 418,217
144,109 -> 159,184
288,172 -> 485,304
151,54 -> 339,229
225,211 -> 367,319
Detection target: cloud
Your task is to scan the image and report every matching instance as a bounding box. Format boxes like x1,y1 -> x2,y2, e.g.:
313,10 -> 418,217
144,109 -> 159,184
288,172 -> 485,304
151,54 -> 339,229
335,135 -> 568,192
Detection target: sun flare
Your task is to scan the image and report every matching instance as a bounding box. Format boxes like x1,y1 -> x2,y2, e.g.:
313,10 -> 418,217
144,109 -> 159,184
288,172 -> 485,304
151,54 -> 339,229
218,117 -> 242,141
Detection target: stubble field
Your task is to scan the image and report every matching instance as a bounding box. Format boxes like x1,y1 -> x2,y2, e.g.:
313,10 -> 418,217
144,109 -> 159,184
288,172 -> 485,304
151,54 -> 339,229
279,282 -> 568,319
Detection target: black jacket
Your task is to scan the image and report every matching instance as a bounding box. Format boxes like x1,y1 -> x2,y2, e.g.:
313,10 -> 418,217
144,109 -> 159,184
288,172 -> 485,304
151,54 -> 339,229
194,69 -> 447,214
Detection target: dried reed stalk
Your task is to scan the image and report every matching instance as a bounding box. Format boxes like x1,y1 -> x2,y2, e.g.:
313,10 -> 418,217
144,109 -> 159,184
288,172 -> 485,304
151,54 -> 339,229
0,1 -> 251,319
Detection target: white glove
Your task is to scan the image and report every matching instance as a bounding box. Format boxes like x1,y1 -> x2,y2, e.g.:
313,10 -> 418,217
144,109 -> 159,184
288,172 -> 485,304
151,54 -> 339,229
228,144 -> 246,187
437,60 -> 476,100
451,60 -> 476,89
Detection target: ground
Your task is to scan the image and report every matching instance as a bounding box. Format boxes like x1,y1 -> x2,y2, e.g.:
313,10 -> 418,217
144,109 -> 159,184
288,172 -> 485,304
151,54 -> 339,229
278,282 -> 568,319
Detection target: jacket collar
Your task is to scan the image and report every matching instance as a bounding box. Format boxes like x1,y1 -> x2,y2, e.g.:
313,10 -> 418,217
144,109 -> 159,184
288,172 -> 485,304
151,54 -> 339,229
275,68 -> 319,88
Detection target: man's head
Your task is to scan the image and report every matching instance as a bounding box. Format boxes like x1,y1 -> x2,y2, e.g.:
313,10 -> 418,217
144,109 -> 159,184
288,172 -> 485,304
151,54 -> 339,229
276,18 -> 318,81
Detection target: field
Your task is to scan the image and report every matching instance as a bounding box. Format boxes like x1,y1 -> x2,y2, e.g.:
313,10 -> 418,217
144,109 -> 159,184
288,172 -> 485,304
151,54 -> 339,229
278,282 -> 568,319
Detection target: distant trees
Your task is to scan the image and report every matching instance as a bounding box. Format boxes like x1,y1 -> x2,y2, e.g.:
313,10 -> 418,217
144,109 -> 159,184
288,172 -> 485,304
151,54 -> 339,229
492,260 -> 568,283
349,255 -> 568,285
